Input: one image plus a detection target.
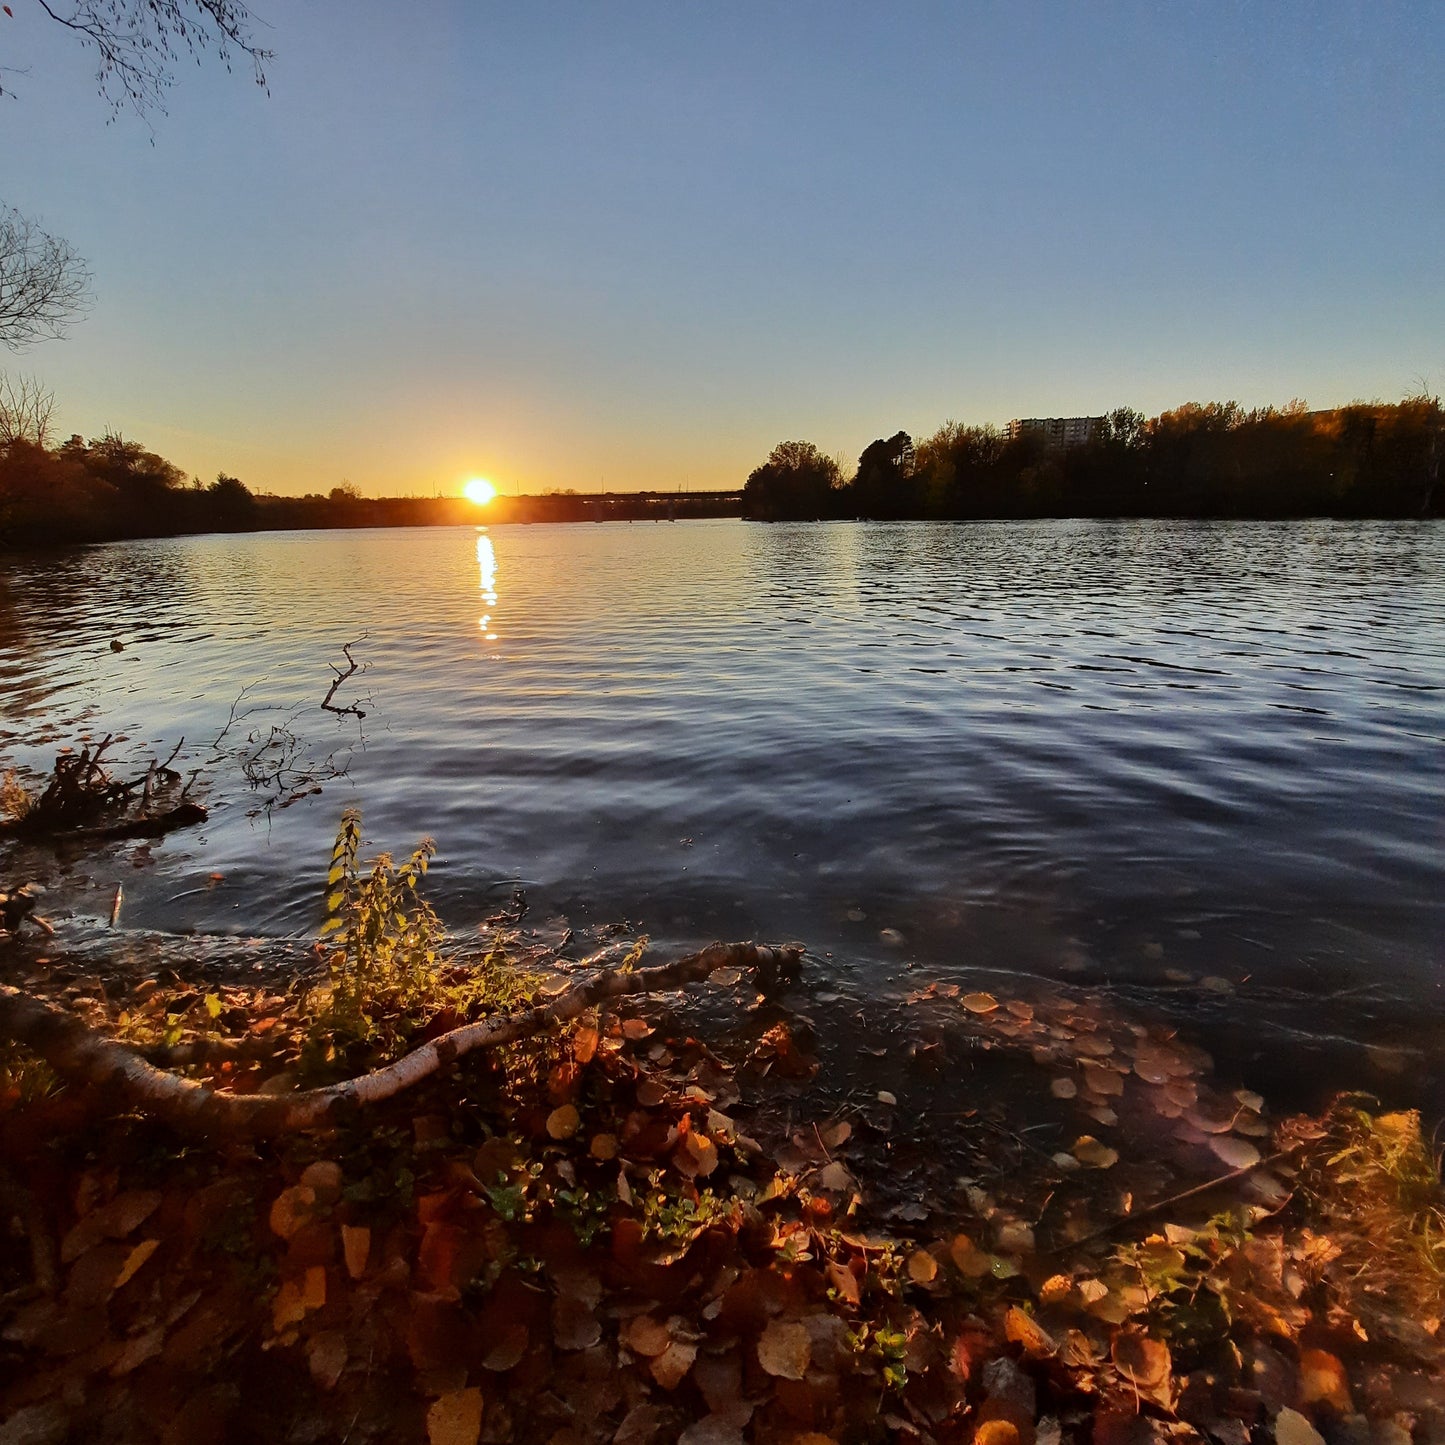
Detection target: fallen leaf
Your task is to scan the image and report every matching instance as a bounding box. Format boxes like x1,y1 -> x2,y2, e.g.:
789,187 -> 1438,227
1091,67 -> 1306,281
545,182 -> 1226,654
1005,1306 -> 1055,1358
819,1120 -> 852,1150
1111,1329 -> 1170,1389
650,1338 -> 697,1389
1072,1136 -> 1119,1169
815,1162 -> 852,1193
1298,1348 -> 1351,1412
427,1388 -> 484,1445
573,1025 -> 599,1063
622,1018 -> 653,1040
1050,1077 -> 1078,1100
625,1315 -> 674,1358
113,1238 -> 159,1290
341,1224 -> 370,1280
907,1249 -> 939,1284
974,1423 -> 1021,1445
1274,1409 -> 1325,1445
308,1330 -> 348,1390
546,1104 -> 581,1139
590,1132 -> 619,1160
480,1323 -> 529,1372
757,1319 -> 811,1379
552,1296 -> 601,1351
1209,1136 -> 1261,1170
962,992 -> 999,1014
268,1185 -> 317,1241
876,1090 -> 898,1106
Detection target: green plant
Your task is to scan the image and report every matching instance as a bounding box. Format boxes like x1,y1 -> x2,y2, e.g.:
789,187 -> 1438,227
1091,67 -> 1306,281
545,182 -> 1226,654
312,808 -> 441,1051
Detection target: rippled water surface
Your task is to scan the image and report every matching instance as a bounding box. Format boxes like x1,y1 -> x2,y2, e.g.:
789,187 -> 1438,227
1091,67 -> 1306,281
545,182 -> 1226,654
2,520 -> 1442,1104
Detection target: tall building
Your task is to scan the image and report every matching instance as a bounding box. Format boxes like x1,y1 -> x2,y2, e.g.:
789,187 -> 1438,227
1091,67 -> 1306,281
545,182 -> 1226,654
1005,416 -> 1103,450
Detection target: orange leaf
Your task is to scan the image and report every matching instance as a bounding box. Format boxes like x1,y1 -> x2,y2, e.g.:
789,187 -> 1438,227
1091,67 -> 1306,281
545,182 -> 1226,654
426,1388 -> 484,1445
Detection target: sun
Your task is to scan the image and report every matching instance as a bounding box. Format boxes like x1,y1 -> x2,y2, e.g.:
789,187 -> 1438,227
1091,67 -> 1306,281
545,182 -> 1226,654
463,477 -> 496,505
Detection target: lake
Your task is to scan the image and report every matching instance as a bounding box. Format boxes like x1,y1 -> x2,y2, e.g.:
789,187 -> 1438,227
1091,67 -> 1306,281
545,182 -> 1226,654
1,519 -> 1442,1110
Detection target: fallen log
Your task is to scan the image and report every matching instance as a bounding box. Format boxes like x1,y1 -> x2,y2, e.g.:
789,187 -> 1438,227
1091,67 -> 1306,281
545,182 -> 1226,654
61,801 -> 208,843
0,940 -> 802,1139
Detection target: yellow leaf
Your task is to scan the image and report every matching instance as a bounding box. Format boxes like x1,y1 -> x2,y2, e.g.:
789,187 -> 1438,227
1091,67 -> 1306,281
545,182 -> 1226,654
962,992 -> 999,1014
1111,1328 -> 1170,1388
427,1388 -> 484,1445
113,1238 -> 160,1290
1072,1135 -> 1119,1169
1005,1306 -> 1055,1357
268,1185 -> 317,1241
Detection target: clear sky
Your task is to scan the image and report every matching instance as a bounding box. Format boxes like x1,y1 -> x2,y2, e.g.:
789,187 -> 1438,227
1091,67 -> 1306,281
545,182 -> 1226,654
4,1 -> 1443,497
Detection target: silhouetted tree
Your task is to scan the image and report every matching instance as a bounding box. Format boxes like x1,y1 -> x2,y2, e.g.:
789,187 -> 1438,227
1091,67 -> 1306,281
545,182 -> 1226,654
742,440 -> 844,520
0,373 -> 57,445
849,431 -> 917,518
0,206 -> 91,350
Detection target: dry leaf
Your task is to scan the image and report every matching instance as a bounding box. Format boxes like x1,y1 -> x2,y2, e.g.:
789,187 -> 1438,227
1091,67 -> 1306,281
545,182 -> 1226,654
481,1323 -> 529,1372
907,1249 -> 939,1284
757,1319 -> 811,1379
974,1423 -> 1021,1445
590,1132 -> 619,1160
815,1162 -> 852,1193
1004,1306 -> 1055,1358
995,1221 -> 1035,1255
1050,1077 -> 1078,1100
427,1388 -> 484,1445
1111,1329 -> 1170,1389
573,1025 -> 599,1063
949,1234 -> 993,1278
1298,1348 -> 1351,1412
876,1090 -> 898,1106
113,1238 -> 159,1290
546,1104 -> 581,1139
820,1120 -> 852,1150
268,1185 -> 317,1241
341,1224 -> 370,1280
650,1338 -> 697,1389
308,1330 -> 348,1390
622,1018 -> 653,1040
625,1315 -> 674,1358
635,1079 -> 667,1108
552,1296 -> 602,1351
962,992 -> 999,1014
1072,1136 -> 1119,1169
1209,1135 -> 1261,1170
1274,1410 -> 1325,1445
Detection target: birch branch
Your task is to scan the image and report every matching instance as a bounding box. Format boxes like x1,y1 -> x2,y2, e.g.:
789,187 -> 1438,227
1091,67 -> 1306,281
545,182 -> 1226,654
0,940 -> 802,1139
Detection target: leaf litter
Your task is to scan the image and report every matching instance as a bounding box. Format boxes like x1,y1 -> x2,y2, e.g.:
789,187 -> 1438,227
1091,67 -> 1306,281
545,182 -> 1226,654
1,938 -> 1443,1443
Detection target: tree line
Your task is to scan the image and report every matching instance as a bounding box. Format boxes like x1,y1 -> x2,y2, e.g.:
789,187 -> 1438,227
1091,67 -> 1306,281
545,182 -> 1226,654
742,399 -> 1443,521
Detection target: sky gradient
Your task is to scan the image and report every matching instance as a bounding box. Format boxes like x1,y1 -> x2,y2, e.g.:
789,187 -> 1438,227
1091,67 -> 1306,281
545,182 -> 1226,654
5,1 -> 1443,497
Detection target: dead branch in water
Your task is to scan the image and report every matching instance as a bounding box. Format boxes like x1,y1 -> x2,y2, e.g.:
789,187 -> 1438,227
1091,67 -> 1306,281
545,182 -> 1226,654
0,941 -> 802,1139
320,640 -> 367,718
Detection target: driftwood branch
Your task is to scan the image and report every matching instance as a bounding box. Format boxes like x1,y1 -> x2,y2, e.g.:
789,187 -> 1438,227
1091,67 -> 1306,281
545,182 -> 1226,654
321,641 -> 367,718
0,941 -> 802,1139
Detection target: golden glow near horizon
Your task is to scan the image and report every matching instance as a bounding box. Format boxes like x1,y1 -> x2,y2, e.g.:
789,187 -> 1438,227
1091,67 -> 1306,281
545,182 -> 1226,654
477,533 -> 498,641
464,477 -> 497,505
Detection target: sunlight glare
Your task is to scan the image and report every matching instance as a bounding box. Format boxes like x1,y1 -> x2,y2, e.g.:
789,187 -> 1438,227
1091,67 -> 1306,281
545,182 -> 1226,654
464,477 -> 497,505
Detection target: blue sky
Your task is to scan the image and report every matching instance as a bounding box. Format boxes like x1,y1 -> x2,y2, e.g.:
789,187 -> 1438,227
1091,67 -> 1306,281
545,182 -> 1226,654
4,1 -> 1442,495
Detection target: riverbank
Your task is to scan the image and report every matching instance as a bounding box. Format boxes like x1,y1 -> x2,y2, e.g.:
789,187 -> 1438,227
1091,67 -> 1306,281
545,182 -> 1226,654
2,908 -> 1442,1445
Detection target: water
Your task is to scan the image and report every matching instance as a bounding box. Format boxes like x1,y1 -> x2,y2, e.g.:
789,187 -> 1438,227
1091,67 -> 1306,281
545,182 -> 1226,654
1,519 -> 1442,1108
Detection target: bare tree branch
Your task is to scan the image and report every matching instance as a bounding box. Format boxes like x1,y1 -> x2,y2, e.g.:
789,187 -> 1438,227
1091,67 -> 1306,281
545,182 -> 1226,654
0,371 -> 57,444
24,0 -> 272,117
0,206 -> 91,351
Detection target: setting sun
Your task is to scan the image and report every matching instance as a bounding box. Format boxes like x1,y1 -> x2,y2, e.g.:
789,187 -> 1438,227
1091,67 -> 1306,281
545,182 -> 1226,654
463,477 -> 496,505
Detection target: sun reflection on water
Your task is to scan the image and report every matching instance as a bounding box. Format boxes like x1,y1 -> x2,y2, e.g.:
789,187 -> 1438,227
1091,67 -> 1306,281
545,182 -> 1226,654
476,531 -> 498,640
